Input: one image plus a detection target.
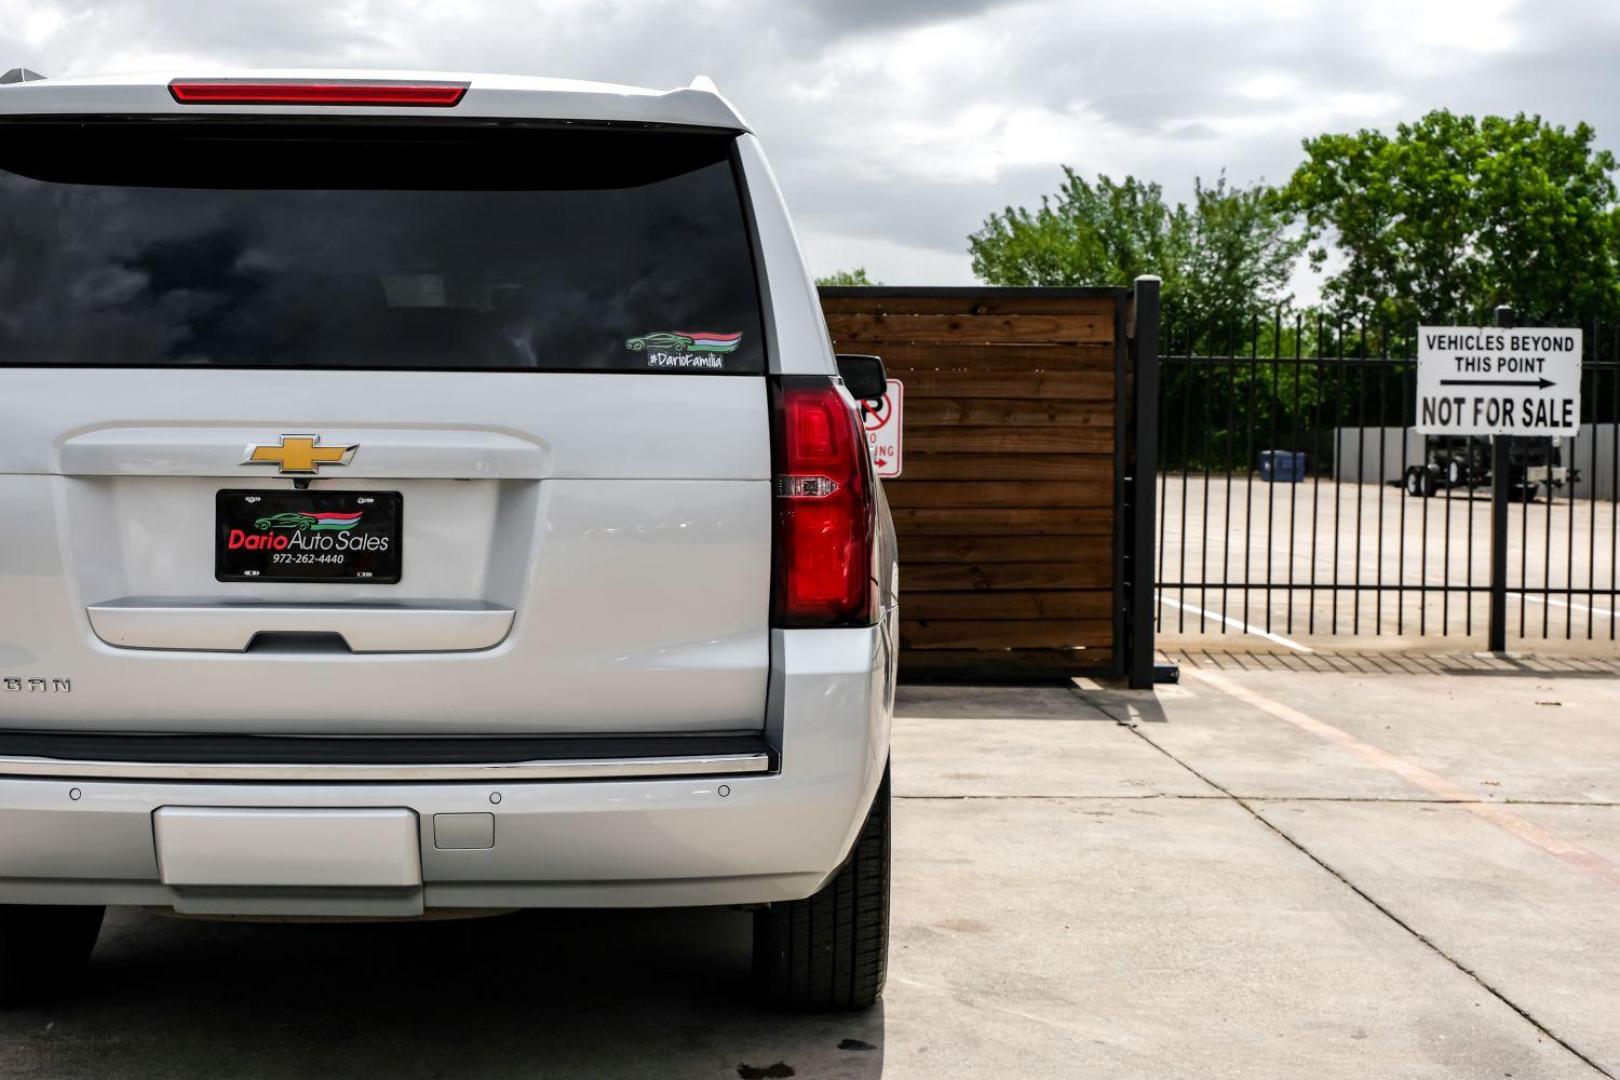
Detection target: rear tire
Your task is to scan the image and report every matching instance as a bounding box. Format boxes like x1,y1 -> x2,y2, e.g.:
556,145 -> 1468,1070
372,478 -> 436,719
753,765 -> 890,1011
0,905 -> 105,1007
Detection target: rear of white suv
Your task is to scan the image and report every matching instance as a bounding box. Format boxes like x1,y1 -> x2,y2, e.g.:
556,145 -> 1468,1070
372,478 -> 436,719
0,72 -> 897,1011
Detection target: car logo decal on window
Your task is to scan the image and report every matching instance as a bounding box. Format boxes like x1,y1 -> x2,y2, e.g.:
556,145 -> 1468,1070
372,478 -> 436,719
241,435 -> 358,475
624,330 -> 742,354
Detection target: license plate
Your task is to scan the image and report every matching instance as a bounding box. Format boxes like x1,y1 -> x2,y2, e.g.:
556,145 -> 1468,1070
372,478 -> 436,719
216,490 -> 402,584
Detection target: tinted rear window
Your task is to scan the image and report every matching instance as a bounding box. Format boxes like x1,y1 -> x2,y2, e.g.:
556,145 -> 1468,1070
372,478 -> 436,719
0,123 -> 764,373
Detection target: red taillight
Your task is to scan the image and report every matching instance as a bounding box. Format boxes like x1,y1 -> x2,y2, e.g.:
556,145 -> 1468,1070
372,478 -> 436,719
771,377 -> 878,627
168,79 -> 469,107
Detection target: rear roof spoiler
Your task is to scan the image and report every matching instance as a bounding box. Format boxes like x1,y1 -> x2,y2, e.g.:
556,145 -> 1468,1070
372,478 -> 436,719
0,71 -> 748,130
0,68 -> 46,85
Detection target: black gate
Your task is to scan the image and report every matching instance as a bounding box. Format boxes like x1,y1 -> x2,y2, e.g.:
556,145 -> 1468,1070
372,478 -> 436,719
1156,310 -> 1620,645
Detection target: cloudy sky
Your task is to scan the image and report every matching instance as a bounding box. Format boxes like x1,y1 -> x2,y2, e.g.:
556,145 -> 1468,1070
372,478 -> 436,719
5,0 -> 1619,290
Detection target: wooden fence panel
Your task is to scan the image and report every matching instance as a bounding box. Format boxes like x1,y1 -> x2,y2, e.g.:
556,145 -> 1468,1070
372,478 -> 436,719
820,286 -> 1127,679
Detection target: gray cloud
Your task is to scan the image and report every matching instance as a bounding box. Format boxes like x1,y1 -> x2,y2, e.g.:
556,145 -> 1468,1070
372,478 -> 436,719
3,0 -> 1619,285
794,0 -> 1013,34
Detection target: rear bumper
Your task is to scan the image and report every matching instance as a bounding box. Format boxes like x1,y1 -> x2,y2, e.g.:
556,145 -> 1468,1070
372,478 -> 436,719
0,627 -> 892,915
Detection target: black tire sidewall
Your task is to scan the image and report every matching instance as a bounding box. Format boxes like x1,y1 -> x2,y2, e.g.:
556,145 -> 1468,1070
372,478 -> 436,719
752,764 -> 890,1011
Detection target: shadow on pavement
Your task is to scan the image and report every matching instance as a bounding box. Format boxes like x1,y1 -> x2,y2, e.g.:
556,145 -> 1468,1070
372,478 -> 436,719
896,681 -> 1117,721
2,906 -> 886,1080
1070,678 -> 1171,726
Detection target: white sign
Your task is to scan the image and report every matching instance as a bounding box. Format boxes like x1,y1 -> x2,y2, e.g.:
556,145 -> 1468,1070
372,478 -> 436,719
1416,326 -> 1582,436
859,379 -> 903,478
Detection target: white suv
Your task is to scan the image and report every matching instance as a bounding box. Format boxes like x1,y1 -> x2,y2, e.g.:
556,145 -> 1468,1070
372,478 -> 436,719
0,71 -> 897,1011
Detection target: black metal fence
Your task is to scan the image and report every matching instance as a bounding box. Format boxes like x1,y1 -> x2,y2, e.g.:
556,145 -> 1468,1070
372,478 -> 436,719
1156,310 -> 1620,643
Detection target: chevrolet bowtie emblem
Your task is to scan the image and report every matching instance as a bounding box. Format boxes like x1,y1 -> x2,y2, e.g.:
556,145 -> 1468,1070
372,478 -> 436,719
242,435 -> 358,475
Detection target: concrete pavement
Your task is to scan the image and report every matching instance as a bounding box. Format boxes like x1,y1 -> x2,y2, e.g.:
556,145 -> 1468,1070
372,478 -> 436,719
1,659 -> 1615,1078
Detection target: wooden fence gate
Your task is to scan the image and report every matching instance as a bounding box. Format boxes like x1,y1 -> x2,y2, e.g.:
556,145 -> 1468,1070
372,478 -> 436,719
820,284 -> 1160,684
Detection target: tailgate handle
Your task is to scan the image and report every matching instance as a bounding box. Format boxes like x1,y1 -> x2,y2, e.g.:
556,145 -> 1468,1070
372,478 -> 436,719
244,631 -> 352,654
86,600 -> 514,653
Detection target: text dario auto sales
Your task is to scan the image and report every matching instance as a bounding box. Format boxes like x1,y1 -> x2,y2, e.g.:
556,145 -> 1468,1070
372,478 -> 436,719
226,530 -> 391,552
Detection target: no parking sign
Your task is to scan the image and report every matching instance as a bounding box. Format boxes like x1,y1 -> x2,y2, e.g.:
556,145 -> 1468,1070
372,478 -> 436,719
859,379 -> 903,478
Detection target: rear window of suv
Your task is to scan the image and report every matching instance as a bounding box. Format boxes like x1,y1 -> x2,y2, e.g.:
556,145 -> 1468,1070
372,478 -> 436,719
0,122 -> 765,374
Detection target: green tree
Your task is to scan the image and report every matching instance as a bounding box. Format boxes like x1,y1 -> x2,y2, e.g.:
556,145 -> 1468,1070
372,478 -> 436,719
1183,175 -> 1307,324
969,170 -> 1187,291
817,267 -> 879,286
968,169 -> 1301,326
1281,110 -> 1620,327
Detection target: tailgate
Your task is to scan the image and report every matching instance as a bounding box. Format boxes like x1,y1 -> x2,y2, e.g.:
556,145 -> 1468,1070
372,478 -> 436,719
0,119 -> 773,736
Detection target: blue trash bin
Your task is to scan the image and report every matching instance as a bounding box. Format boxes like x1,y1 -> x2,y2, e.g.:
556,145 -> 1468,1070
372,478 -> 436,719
1259,450 -> 1305,483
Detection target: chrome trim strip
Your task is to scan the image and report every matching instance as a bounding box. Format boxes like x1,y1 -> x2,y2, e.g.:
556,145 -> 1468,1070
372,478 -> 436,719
86,599 -> 515,653
0,752 -> 771,783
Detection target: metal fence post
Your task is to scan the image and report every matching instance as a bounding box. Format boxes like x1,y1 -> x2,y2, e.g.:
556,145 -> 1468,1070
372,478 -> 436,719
1488,304 -> 1515,652
1128,277 -> 1161,688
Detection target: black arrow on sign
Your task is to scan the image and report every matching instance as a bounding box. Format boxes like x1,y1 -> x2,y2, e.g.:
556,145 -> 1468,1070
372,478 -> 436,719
1440,377 -> 1555,389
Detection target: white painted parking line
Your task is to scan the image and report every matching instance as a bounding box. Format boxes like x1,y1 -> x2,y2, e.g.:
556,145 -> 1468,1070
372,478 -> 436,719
1159,595 -> 1315,653
1411,568 -> 1618,623
1522,593 -> 1616,620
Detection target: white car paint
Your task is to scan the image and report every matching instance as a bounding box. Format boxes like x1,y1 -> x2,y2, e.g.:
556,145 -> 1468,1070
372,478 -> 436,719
0,71 -> 897,916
